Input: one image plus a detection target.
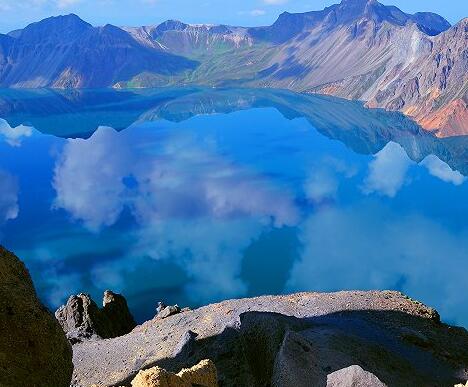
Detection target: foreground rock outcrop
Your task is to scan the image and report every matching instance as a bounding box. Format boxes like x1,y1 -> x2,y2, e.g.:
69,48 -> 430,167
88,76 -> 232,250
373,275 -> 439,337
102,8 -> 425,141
0,246 -> 73,387
55,290 -> 136,343
72,291 -> 468,387
131,359 -> 218,387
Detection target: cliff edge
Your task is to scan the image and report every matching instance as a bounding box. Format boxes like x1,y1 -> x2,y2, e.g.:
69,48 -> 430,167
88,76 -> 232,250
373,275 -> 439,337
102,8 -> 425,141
71,291 -> 468,387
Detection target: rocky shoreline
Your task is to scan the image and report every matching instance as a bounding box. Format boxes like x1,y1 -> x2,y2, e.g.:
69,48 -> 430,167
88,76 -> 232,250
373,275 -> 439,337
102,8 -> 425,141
2,246 -> 468,387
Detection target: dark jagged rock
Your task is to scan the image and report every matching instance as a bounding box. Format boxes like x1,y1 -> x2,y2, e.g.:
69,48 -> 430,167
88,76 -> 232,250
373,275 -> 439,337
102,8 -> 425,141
71,291 -> 468,387
0,246 -> 73,387
55,290 -> 136,344
102,290 -> 137,337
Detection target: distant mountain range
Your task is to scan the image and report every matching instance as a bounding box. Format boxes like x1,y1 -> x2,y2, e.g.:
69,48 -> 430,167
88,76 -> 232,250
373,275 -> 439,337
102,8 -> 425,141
0,0 -> 466,137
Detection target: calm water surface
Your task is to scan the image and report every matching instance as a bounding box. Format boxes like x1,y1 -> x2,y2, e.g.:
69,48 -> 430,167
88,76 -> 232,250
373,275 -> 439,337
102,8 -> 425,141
0,88 -> 467,325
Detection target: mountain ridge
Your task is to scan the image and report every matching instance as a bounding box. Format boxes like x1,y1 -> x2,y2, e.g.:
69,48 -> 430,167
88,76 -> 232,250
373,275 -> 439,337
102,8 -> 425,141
248,0 -> 451,43
0,0 -> 466,137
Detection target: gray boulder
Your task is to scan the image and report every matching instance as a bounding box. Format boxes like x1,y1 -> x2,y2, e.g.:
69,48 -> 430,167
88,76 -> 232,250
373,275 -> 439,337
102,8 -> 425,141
327,365 -> 387,387
55,290 -> 136,343
157,304 -> 182,319
0,246 -> 73,387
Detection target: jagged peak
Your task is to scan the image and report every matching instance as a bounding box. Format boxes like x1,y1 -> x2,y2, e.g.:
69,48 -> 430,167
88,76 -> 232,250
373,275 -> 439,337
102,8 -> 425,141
256,0 -> 451,43
34,13 -> 91,27
456,17 -> 468,26
156,19 -> 188,30
339,0 -> 380,14
440,17 -> 468,38
339,0 -> 377,6
15,13 -> 92,42
21,13 -> 91,34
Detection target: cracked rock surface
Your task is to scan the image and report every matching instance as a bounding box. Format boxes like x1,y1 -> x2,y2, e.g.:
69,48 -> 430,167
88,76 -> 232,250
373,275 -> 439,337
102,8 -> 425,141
71,291 -> 468,387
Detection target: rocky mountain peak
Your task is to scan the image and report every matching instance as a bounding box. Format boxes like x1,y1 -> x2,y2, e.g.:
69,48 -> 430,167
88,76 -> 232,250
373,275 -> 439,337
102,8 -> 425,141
251,0 -> 450,44
456,17 -> 468,28
339,0 -> 377,10
155,20 -> 189,34
16,13 -> 92,43
28,13 -> 91,30
333,0 -> 383,23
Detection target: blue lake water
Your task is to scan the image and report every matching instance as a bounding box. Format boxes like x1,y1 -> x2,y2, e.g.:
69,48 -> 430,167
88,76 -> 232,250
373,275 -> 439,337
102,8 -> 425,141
0,88 -> 467,326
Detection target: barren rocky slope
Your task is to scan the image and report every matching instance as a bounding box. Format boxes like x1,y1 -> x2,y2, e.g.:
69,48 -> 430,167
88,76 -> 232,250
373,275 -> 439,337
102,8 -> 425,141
72,291 -> 468,387
0,15 -> 196,88
367,18 -> 468,137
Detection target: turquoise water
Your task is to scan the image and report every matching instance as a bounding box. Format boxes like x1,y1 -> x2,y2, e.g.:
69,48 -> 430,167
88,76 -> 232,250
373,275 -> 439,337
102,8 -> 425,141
0,88 -> 467,325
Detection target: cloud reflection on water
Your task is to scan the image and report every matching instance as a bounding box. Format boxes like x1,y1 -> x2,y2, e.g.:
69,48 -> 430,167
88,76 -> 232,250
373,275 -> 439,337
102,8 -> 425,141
0,119 -> 33,147
48,120 -> 468,322
52,124 -> 300,303
0,170 -> 19,224
362,142 -> 412,198
421,155 -> 466,186
286,203 -> 468,325
53,125 -> 299,231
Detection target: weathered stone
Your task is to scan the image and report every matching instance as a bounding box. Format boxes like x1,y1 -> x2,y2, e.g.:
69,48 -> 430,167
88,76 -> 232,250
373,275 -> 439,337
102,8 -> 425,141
131,359 -> 218,387
239,312 -> 308,386
72,292 -> 468,387
55,290 -> 136,343
272,330 -> 323,387
55,293 -> 102,343
178,359 -> 218,386
156,301 -> 167,315
102,290 -> 137,337
157,305 -> 181,319
327,365 -> 387,387
132,367 -> 189,387
172,330 -> 199,359
271,322 -> 418,387
0,246 -> 73,387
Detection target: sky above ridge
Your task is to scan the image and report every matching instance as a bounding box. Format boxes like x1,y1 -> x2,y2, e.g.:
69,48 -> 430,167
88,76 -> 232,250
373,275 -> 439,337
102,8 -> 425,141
0,0 -> 466,33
